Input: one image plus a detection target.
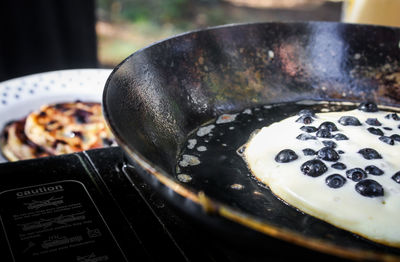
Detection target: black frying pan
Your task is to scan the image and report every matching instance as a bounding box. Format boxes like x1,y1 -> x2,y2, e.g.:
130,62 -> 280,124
103,22 -> 400,261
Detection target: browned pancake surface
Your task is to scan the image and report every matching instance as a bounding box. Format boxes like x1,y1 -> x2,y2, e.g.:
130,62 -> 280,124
24,101 -> 115,155
1,101 -> 115,161
0,119 -> 50,161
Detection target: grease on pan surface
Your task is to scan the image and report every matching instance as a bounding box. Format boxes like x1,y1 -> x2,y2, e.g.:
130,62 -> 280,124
176,100 -> 400,250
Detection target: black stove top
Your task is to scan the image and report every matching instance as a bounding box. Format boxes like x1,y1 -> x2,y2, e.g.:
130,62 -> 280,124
0,147 -> 349,261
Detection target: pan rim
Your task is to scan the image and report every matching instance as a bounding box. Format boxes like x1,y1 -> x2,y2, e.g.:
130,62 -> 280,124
102,21 -> 400,261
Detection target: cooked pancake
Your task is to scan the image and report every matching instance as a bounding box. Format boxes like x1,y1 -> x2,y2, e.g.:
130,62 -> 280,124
23,101 -> 115,156
0,119 -> 50,161
243,103 -> 400,247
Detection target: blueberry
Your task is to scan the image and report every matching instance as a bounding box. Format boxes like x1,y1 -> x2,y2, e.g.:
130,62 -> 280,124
296,115 -> 314,124
358,148 -> 382,160
346,168 -> 367,182
392,171 -> 400,184
385,113 -> 400,121
365,118 -> 382,126
365,165 -> 384,176
73,109 -> 93,124
316,129 -> 332,138
355,179 -> 384,197
296,133 -> 317,141
52,139 -> 68,149
367,127 -> 384,136
379,136 -> 395,145
331,162 -> 347,170
326,174 -> 347,189
54,103 -> 69,111
358,102 -> 378,112
72,131 -> 83,139
317,147 -> 340,162
302,148 -> 316,156
300,126 -> 318,133
275,149 -> 298,163
300,159 -> 328,177
390,134 -> 400,141
298,109 -> 315,117
337,150 -> 345,154
322,140 -> 337,148
102,138 -> 114,146
318,121 -> 338,132
338,116 -> 362,126
333,133 -> 349,141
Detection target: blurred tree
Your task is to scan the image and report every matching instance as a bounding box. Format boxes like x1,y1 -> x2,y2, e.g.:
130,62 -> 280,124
97,0 -> 223,29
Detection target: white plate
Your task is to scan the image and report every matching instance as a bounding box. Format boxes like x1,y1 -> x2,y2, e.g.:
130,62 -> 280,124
0,68 -> 112,163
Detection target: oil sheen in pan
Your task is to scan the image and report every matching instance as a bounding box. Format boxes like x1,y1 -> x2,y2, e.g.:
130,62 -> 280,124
176,100 -> 358,198
176,101 -> 395,233
176,101 -> 357,181
175,100 -> 400,252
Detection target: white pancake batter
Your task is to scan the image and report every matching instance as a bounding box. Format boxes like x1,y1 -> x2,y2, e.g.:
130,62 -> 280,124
243,105 -> 400,247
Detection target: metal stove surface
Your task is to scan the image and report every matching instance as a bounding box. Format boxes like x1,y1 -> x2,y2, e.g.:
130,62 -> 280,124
0,147 -> 347,261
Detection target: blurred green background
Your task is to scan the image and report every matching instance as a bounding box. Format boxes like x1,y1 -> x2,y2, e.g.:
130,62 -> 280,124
96,0 -> 342,67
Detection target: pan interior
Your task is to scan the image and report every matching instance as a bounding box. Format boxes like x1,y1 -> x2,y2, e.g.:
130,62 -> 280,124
176,100 -> 400,254
103,22 -> 400,257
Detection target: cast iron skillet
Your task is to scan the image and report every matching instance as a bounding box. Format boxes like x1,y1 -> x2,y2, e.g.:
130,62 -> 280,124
103,22 -> 400,261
